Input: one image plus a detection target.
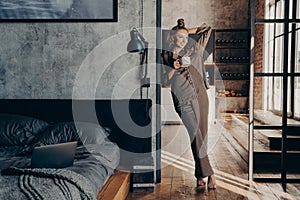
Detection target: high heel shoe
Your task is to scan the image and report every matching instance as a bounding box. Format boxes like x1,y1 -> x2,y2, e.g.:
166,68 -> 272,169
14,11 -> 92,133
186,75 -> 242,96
207,175 -> 217,189
196,178 -> 206,187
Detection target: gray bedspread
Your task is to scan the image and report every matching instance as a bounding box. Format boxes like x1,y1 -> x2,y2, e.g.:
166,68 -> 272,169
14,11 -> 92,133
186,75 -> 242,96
0,141 -> 120,200
1,167 -> 94,200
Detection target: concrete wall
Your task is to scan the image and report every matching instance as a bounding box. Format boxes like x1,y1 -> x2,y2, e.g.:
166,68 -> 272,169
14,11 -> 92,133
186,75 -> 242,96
0,0 -> 250,99
0,0 -> 157,99
162,0 -> 249,29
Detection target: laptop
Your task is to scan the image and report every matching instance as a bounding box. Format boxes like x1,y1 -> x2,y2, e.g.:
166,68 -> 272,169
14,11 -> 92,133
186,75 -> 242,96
31,141 -> 77,168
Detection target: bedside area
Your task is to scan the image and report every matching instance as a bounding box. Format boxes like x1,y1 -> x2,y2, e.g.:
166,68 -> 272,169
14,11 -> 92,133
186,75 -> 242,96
97,171 -> 130,200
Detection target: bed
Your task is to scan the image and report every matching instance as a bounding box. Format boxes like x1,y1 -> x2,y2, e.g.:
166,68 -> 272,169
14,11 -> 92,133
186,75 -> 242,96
0,99 -> 152,200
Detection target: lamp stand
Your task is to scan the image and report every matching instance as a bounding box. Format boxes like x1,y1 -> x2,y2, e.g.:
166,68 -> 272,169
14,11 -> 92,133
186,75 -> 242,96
140,42 -> 150,99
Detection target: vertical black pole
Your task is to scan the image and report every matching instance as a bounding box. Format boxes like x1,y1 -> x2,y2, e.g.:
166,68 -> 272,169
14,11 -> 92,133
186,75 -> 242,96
156,0 -> 162,183
290,0 -> 297,119
248,0 -> 256,182
281,0 -> 289,192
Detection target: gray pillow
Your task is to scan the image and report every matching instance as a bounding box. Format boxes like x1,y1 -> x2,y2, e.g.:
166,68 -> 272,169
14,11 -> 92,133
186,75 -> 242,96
37,122 -> 78,145
75,122 -> 110,145
0,114 -> 49,146
37,122 -> 109,146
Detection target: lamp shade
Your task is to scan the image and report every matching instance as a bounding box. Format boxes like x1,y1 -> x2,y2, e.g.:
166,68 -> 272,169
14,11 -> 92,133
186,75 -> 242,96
127,29 -> 145,52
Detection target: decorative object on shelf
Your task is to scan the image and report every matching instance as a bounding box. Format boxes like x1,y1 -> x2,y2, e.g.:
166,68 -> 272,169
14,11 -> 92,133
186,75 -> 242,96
216,89 -> 244,97
216,39 -> 247,46
218,72 -> 250,80
217,56 -> 250,63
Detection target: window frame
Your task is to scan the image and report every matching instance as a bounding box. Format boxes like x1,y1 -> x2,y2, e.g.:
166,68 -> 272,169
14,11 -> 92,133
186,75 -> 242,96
264,0 -> 300,119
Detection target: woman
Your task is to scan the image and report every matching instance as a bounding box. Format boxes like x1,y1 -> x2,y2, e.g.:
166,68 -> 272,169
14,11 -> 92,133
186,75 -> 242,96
161,18 -> 216,189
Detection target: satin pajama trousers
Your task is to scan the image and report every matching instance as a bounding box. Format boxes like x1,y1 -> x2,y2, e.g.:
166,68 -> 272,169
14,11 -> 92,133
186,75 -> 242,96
178,98 -> 214,178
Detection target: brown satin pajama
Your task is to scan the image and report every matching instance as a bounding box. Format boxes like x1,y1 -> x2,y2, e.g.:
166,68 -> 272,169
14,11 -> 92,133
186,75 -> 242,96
161,27 -> 214,178
177,71 -> 213,178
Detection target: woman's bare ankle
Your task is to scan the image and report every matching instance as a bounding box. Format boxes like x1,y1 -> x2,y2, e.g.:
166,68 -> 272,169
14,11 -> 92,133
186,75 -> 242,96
208,174 -> 216,189
197,177 -> 206,186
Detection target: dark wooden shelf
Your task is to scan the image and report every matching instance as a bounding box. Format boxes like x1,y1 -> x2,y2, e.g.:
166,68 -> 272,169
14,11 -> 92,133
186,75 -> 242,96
215,28 -> 250,32
215,62 -> 250,65
216,46 -> 249,49
216,96 -> 249,98
213,29 -> 250,114
215,63 -> 250,66
215,78 -> 250,81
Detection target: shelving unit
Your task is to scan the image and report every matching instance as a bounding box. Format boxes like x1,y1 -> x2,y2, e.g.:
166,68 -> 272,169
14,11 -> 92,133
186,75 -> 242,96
213,29 -> 250,117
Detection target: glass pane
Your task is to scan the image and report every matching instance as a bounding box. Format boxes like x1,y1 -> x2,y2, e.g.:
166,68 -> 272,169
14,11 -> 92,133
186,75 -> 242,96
294,76 -> 300,119
288,77 -> 292,114
253,76 -> 283,126
269,76 -> 282,112
277,0 -> 284,20
264,0 -> 296,21
274,36 -> 284,73
296,29 -> 300,72
266,76 -> 274,112
264,0 -> 284,20
290,0 -> 294,20
265,0 -> 274,19
274,77 -> 283,111
275,23 -> 284,37
274,0 -> 284,35
288,32 -> 292,73
263,23 -> 275,73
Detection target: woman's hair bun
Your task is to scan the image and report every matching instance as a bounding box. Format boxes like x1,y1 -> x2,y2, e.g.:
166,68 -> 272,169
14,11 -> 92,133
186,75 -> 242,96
171,18 -> 187,31
177,18 -> 185,28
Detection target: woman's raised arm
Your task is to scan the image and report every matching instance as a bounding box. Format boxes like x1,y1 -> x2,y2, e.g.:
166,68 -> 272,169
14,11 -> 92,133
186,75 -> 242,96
187,23 -> 209,34
188,23 -> 212,51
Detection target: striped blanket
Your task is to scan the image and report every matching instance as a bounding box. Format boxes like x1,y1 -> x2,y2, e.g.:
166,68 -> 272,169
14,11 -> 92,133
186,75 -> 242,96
1,167 -> 95,200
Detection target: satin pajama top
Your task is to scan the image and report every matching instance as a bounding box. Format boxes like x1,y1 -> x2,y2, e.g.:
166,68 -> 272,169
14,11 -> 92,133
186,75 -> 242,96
161,27 -> 212,111
161,50 -> 209,112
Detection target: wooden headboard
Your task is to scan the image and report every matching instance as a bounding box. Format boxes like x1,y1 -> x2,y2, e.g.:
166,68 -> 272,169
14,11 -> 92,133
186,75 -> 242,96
0,99 -> 152,170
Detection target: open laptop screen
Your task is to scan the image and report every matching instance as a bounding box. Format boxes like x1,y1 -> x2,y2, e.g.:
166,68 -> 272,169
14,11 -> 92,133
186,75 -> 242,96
31,141 -> 77,168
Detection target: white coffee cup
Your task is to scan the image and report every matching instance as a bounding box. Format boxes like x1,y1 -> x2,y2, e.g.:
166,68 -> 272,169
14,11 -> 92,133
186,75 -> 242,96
182,56 -> 191,67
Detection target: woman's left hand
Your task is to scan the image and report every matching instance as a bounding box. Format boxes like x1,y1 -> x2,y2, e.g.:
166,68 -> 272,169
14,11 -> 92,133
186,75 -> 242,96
173,59 -> 182,69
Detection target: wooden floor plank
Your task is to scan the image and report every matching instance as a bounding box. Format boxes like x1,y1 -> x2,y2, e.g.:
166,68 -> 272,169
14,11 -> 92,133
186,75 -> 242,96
126,183 -> 171,200
125,121 -> 300,200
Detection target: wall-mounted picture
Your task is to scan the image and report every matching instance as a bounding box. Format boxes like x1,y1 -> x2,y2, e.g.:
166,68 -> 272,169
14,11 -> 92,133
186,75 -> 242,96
0,0 -> 118,22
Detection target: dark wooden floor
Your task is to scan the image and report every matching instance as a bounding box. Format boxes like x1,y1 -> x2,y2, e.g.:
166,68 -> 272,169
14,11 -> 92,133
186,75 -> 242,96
126,119 -> 300,200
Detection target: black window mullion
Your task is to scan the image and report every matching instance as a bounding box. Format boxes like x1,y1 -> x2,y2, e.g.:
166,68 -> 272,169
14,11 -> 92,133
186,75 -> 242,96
254,72 -> 300,76
290,0 -> 297,118
281,0 -> 290,191
255,19 -> 300,23
253,0 -> 300,189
